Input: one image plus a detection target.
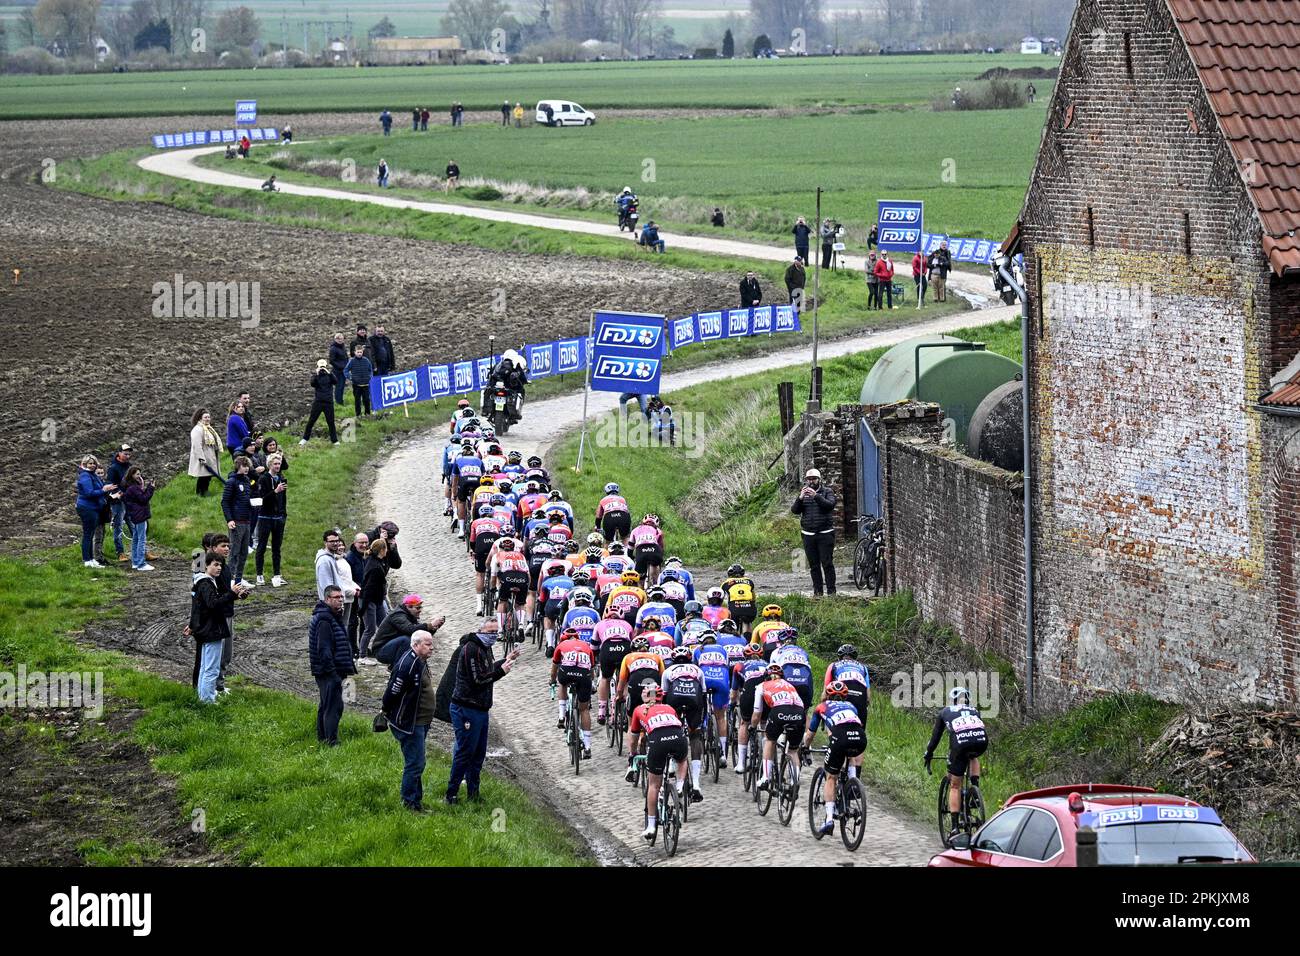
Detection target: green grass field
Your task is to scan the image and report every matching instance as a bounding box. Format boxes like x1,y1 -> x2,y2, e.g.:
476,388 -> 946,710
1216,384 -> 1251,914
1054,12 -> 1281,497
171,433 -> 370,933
0,53 -> 1056,119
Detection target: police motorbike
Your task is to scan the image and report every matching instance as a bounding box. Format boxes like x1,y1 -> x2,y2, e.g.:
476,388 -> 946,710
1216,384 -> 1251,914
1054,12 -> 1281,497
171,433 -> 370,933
618,199 -> 639,233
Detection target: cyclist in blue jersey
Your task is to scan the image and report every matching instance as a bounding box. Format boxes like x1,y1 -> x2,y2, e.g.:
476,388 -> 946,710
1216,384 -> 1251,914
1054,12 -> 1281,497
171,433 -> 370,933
502,450 -> 526,478
539,564 -> 576,651
694,633 -> 733,769
662,556 -> 695,601
450,441 -> 485,537
637,586 -> 678,632
440,437 -> 459,517
771,626 -> 814,709
561,589 -> 600,643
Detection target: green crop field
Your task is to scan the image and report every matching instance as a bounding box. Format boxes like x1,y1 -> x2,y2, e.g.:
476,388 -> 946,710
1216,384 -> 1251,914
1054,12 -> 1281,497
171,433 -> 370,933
0,52 -> 1056,119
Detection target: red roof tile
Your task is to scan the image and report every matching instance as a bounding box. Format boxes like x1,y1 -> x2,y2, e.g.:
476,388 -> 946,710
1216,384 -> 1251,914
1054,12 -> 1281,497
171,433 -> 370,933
1169,0 -> 1300,275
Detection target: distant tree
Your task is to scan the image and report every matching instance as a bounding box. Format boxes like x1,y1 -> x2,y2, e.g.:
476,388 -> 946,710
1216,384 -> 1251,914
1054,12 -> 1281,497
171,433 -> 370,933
610,0 -> 656,55
34,0 -> 100,56
133,17 -> 170,51
102,0 -> 154,56
721,27 -> 734,57
554,0 -> 608,41
16,7 -> 40,46
442,0 -> 508,49
751,32 -> 771,56
367,15 -> 396,40
748,0 -> 822,48
212,5 -> 259,49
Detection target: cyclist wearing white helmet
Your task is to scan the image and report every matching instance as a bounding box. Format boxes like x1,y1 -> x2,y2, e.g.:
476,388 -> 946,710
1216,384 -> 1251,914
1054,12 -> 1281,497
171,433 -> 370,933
925,686 -> 988,841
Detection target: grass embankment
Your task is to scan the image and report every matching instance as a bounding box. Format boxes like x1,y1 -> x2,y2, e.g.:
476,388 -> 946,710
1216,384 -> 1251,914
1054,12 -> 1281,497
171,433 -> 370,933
256,108 -> 1040,244
0,53 -> 1058,119
0,401 -> 585,866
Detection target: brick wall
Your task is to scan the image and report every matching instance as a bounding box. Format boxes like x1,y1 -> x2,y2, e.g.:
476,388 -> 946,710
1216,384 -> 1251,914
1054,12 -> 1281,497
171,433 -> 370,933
784,403 -> 865,536
1019,0 -> 1298,706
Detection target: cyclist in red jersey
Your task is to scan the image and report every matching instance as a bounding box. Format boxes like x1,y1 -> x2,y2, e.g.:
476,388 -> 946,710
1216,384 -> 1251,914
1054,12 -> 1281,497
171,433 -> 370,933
550,626 -> 595,759
752,662 -> 807,790
625,684 -> 689,841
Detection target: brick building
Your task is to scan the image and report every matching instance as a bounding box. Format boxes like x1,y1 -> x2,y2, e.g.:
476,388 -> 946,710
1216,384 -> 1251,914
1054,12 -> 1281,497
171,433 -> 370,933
1005,0 -> 1300,705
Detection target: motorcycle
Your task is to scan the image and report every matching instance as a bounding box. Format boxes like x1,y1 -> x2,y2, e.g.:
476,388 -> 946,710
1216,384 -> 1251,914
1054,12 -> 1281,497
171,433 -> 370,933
490,381 -> 513,435
991,255 -> 1024,306
618,200 -> 639,233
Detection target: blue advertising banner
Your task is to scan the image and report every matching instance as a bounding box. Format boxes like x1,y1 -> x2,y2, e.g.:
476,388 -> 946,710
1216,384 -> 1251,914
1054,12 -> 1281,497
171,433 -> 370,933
427,363 -> 452,398
751,305 -> 773,335
527,342 -> 554,379
374,369 -> 426,410
589,310 -> 665,395
236,100 -> 258,124
774,305 -> 801,333
556,338 -> 585,374
726,309 -> 751,338
669,315 -> 697,351
452,361 -> 476,394
474,356 -> 494,392
877,200 -> 924,254
696,311 -> 724,341
150,128 -> 277,149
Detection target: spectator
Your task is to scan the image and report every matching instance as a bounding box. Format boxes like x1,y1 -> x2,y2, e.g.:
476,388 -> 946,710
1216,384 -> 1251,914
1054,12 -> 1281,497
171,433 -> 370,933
301,360 -> 340,445
500,100 -> 510,126
377,159 -> 390,189
92,462 -> 113,564
192,552 -> 236,702
315,530 -> 359,656
344,344 -> 373,418
281,125 -> 293,145
238,134 -> 250,158
345,532 -> 369,654
358,538 -> 390,664
226,400 -> 250,460
104,443 -> 133,563
383,629 -> 437,810
874,252 -> 896,309
820,218 -> 836,270
865,252 -> 880,310
373,594 -> 444,665
75,455 -> 107,568
1027,82 -> 1036,104
309,585 -> 355,746
412,107 -> 420,132
261,175 -> 279,193
190,532 -> 246,694
368,521 -> 404,571
912,249 -> 928,307
369,324 -> 395,377
328,333 -> 349,404
189,408 -> 223,497
421,107 -> 430,131
710,207 -> 725,227
221,456 -> 255,587
446,621 -> 519,804
792,216 -> 811,263
542,102 -> 555,126
513,102 -> 524,127
262,438 -> 289,474
379,109 -> 393,136
620,392 -> 650,421
791,467 -> 837,596
933,241 -> 952,302
740,271 -> 762,308
254,454 -> 287,587
445,159 -> 460,192
785,256 -> 806,306
351,324 -> 371,360
237,390 -> 256,436
647,396 -> 675,446
639,220 -> 665,253
868,222 -> 878,251
456,102 -> 464,126
122,465 -> 156,571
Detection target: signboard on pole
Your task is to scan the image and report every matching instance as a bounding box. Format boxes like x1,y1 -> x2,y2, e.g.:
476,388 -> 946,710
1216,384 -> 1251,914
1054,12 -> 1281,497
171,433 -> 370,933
589,310 -> 664,395
235,100 -> 258,125
876,200 -> 924,254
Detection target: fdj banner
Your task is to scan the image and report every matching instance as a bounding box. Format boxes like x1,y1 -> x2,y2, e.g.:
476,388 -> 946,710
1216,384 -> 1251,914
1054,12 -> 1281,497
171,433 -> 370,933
589,310 -> 664,395
374,369 -> 429,410
877,200 -> 924,254
236,100 -> 258,124
527,342 -> 554,379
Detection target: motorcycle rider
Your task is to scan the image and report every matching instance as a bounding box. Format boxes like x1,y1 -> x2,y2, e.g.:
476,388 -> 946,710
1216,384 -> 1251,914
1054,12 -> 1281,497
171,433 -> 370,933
483,349 -> 529,423
616,186 -> 638,231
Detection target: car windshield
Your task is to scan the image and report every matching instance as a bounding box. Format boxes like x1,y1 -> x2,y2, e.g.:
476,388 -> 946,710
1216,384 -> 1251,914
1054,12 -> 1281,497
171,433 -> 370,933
1097,823 -> 1249,865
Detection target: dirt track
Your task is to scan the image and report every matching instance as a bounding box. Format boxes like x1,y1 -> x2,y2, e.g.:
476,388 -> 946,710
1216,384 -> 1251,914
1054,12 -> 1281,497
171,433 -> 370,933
0,112 -> 732,543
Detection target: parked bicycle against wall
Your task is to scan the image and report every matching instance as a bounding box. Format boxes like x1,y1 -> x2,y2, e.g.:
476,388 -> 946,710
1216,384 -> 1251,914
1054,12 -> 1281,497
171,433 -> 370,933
853,515 -> 886,594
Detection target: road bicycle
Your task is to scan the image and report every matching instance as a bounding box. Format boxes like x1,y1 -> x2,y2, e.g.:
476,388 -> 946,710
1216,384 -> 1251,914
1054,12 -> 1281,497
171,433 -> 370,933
551,682 -> 583,776
929,762 -> 985,848
743,724 -> 763,795
607,694 -> 628,754
725,703 -> 739,770
500,591 -> 521,655
530,597 -> 546,649
701,710 -> 722,784
755,729 -> 800,824
853,515 -> 886,594
633,753 -> 682,858
805,747 -> 867,851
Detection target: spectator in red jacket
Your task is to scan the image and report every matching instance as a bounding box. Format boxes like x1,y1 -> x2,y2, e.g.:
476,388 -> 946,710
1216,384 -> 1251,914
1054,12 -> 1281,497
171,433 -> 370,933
912,251 -> 928,307
873,253 -> 896,310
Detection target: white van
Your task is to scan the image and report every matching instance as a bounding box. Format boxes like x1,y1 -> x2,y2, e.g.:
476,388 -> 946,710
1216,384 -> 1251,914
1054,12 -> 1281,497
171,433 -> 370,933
535,100 -> 596,127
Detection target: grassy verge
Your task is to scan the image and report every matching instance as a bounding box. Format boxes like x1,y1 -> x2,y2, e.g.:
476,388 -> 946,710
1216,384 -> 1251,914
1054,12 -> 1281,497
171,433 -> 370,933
0,400 -> 586,865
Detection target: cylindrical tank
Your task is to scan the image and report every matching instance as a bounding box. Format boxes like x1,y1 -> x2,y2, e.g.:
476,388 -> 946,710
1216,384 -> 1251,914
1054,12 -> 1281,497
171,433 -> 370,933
859,334 -> 1022,448
968,379 -> 1024,472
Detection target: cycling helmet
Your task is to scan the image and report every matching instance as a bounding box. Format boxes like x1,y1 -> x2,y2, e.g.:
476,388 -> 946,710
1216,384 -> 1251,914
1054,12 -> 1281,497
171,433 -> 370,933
507,451 -> 522,463
584,546 -> 604,563
476,504 -> 494,517
608,541 -> 626,555
499,537 -> 516,551
572,569 -> 592,586
560,626 -> 580,641
659,568 -> 679,582
548,511 -> 564,522
647,585 -> 665,600
726,563 -> 744,577
456,398 -> 470,409
490,493 -> 506,506
621,570 -> 641,585
766,662 -> 784,678
683,600 -> 703,616
564,540 -> 580,554
482,426 -> 496,439
487,443 -> 502,456
778,627 -> 799,646
950,687 -> 970,705
706,587 -> 724,604
836,643 -> 858,659
604,604 -> 624,619
718,619 -> 740,635
642,513 -> 660,527
825,680 -> 850,699
743,643 -> 763,659
699,632 -> 717,646
530,525 -> 547,539
570,589 -> 593,607
603,482 -> 620,494
478,475 -> 495,486
630,636 -> 649,651
549,490 -> 564,502
586,532 -> 605,547
467,418 -> 482,429
668,646 -> 691,663
664,555 -> 683,568
497,479 -> 513,492
761,604 -> 784,620
527,455 -> 543,468
641,616 -> 662,632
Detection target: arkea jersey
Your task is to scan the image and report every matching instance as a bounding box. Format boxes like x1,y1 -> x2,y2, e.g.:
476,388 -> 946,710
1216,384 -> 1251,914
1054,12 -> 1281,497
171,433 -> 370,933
552,638 -> 594,673
808,699 -> 864,736
629,702 -> 683,737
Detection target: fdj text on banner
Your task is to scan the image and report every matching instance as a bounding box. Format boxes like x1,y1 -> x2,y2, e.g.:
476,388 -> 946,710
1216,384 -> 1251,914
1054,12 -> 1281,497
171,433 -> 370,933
588,310 -> 665,396
877,199 -> 924,254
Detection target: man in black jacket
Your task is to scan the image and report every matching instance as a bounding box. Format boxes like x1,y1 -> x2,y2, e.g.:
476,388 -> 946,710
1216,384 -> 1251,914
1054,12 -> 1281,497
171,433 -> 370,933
309,586 -> 356,745
740,271 -> 762,308
446,622 -> 519,804
301,360 -> 339,445
791,467 -> 838,596
382,630 -> 437,810
369,324 -> 395,378
328,333 -> 349,405
792,216 -> 811,263
373,594 -> 445,664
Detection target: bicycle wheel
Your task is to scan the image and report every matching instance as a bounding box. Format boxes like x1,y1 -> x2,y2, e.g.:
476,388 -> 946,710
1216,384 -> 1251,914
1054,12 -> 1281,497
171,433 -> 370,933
660,784 -> 680,858
616,702 -> 627,756
711,736 -> 721,784
726,711 -> 739,768
807,767 -> 828,839
965,783 -> 986,834
853,537 -> 872,590
938,774 -> 954,848
755,758 -> 774,816
702,727 -> 715,780
569,703 -> 581,776
841,777 -> 867,851
777,753 -> 798,826
680,773 -> 689,824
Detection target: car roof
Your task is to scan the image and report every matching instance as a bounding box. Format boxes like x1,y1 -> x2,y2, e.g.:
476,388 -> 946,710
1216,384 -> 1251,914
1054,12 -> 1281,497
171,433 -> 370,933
1007,786 -> 1205,819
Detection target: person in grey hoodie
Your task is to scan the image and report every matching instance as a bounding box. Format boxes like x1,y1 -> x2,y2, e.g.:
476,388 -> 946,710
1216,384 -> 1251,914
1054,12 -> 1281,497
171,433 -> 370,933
315,530 -> 359,631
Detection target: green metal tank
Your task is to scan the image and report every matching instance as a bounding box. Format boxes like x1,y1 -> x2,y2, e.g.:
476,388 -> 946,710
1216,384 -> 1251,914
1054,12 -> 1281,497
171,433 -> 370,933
859,334 -> 1022,448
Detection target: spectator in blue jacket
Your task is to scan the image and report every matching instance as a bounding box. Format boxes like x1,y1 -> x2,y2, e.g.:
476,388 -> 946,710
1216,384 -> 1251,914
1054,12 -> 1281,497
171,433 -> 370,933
379,109 -> 392,136
121,465 -> 156,571
226,400 -> 250,460
221,456 -> 255,586
382,630 -> 437,810
76,455 -> 108,567
309,586 -> 355,745
344,344 -> 374,417
639,220 -> 665,253
104,444 -> 134,563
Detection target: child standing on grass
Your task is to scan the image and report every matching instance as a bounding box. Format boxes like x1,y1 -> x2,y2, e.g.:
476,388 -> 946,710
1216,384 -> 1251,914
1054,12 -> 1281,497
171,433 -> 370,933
345,343 -> 374,417
122,466 -> 156,571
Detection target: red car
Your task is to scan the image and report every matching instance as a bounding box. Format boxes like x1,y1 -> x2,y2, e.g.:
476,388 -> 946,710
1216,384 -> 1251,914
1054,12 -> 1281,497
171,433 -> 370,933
928,784 -> 1255,867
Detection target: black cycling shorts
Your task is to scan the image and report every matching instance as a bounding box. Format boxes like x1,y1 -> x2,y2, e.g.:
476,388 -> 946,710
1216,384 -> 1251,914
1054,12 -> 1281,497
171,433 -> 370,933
646,732 -> 687,777
824,729 -> 866,775
527,561 -> 546,590
598,640 -> 631,679
472,535 -> 500,573
601,511 -> 631,542
558,670 -> 593,703
496,571 -> 529,603
664,695 -> 704,734
543,597 -> 567,621
738,683 -> 762,723
790,681 -> 813,712
764,709 -> 805,746
947,739 -> 987,777
633,544 -> 663,576
727,601 -> 755,627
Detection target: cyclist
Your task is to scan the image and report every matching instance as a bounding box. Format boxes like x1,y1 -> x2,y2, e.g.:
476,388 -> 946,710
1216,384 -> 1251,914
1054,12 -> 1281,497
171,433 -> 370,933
752,604 -> 786,648
676,601 -> 712,645
545,511 -> 573,546
594,606 -> 635,725
616,635 -> 664,716
625,684 -> 689,842
801,680 -> 866,837
714,618 -> 750,668
661,645 -> 707,802
482,442 -> 507,474
524,530 -> 559,633
469,475 -> 497,529
449,440 -> 485,536
595,563 -> 624,611
601,540 -> 633,576
694,633 -> 732,769
448,398 -> 472,433
701,587 -> 731,629
658,567 -> 688,616
636,585 -> 678,636
629,513 -> 664,581
561,587 -> 600,644
539,564 -> 575,651
771,626 -> 814,709
524,455 -> 549,487
721,563 -> 757,632
662,555 -> 695,601
595,482 -> 632,544
543,489 -> 575,530
825,643 -> 871,727
731,644 -> 768,775
752,662 -> 807,791
502,449 -> 526,478
440,435 -> 459,517
550,626 -> 595,759
489,492 -> 517,534
518,481 -> 549,522
564,541 -> 587,574
639,616 -> 676,659
607,569 -> 646,624
490,537 -> 530,634
925,686 -> 988,841
468,504 -> 504,616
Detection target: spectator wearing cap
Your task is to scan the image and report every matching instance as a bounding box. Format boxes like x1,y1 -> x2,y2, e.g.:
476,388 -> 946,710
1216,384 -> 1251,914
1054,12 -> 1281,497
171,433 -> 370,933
791,467 -> 838,596
301,359 -> 339,445
104,443 -> 134,563
374,595 -> 446,666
